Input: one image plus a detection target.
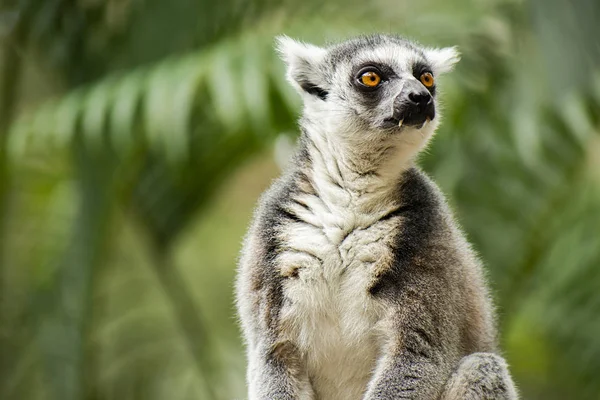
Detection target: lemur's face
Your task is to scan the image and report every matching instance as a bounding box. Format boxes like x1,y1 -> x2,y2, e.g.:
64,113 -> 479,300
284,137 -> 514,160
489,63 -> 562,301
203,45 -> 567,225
278,35 -> 459,145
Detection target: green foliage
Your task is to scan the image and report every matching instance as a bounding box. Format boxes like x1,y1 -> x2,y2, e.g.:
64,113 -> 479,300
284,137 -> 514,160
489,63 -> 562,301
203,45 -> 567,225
9,32 -> 298,245
1,0 -> 599,399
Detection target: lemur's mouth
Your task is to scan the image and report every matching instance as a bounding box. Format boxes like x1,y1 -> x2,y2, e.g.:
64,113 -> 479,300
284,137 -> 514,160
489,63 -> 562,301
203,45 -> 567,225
382,116 -> 431,130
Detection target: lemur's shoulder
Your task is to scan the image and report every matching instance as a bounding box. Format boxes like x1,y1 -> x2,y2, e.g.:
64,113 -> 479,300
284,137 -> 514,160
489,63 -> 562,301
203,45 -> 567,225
366,168 -> 464,293
248,137 -> 314,243
237,166 -> 300,291
395,167 -> 446,209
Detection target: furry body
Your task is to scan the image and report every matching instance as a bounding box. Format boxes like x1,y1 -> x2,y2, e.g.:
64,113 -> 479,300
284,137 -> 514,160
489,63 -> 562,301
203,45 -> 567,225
236,35 -> 517,399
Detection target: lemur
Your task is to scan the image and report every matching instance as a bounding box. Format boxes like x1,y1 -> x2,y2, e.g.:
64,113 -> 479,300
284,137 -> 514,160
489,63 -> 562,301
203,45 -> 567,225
235,34 -> 518,400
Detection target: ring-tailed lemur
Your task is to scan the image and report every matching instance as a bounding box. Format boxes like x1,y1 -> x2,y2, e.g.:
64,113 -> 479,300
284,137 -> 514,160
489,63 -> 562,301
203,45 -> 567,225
236,34 -> 518,400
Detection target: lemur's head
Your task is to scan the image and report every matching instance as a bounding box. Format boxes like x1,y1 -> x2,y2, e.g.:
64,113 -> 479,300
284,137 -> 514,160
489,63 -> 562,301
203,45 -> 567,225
278,34 -> 459,158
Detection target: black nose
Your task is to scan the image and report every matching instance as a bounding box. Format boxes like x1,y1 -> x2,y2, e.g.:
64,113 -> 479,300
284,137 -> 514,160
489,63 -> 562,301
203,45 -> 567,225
408,90 -> 432,107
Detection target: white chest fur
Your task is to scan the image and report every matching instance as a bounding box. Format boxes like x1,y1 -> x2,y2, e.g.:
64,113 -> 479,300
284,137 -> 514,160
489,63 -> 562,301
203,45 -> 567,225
276,186 -> 399,400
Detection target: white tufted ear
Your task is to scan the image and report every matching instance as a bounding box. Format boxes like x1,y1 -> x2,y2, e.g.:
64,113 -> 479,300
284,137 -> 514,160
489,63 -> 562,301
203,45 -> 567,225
276,36 -> 328,99
426,46 -> 461,75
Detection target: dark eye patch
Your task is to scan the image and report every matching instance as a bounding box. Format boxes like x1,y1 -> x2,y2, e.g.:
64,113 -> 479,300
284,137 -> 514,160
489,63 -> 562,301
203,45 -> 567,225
350,63 -> 398,108
412,61 -> 436,94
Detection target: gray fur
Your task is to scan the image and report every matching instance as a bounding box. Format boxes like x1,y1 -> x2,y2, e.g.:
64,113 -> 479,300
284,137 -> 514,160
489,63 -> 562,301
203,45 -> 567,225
236,34 -> 518,399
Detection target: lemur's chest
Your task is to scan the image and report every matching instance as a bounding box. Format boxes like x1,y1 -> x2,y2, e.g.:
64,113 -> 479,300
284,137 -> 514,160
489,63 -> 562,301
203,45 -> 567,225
277,197 -> 399,399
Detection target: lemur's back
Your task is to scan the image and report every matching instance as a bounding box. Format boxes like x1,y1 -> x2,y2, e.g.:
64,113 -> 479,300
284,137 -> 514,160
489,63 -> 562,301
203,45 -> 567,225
236,34 -> 518,399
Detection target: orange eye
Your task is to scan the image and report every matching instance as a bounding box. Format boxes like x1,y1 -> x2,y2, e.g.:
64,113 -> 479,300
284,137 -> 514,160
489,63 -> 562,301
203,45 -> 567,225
360,71 -> 381,87
420,72 -> 435,88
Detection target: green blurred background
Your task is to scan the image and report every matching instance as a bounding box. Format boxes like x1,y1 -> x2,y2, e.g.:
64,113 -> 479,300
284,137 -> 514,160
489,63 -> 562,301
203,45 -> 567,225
0,0 -> 599,399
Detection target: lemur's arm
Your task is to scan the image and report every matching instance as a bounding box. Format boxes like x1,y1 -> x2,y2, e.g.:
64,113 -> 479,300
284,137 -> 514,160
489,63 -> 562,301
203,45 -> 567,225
245,340 -> 314,400
240,281 -> 315,400
362,293 -> 518,400
441,352 -> 519,400
239,293 -> 315,399
236,219 -> 315,400
362,290 -> 455,400
364,341 -> 518,400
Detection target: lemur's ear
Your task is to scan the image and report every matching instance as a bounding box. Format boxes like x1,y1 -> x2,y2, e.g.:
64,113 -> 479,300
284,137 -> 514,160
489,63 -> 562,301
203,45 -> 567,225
426,46 -> 461,75
276,36 -> 329,100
